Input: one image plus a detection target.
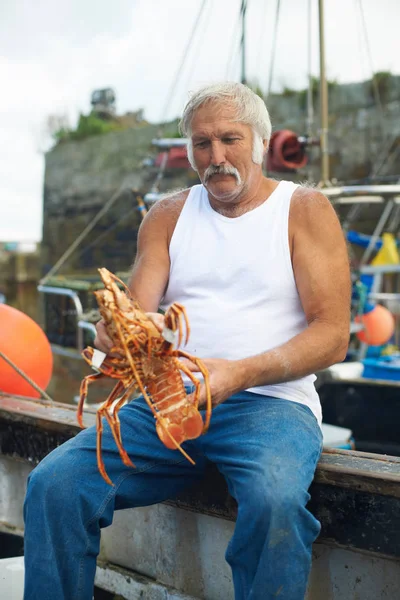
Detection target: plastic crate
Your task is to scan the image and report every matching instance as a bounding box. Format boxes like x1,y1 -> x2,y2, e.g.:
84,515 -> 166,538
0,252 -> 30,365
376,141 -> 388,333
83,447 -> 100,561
362,356 -> 400,381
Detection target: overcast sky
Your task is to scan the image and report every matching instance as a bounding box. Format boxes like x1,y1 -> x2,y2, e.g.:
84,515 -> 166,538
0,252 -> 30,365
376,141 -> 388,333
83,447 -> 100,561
1,0 -> 399,242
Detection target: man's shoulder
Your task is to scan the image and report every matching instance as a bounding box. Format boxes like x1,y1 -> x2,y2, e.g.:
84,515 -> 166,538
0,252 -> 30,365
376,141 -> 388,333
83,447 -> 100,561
141,187 -> 193,243
289,183 -> 340,232
290,183 -> 333,217
147,187 -> 192,220
291,183 -> 330,205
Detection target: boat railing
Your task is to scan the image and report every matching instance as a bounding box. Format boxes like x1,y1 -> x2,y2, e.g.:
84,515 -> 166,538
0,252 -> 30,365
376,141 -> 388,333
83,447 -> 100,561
324,183 -> 400,202
37,284 -> 98,358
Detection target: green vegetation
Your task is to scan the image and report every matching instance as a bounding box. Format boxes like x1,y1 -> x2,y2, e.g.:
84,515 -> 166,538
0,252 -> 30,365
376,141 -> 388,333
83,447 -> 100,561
161,119 -> 182,138
298,76 -> 338,110
54,113 -> 122,143
282,86 -> 297,97
369,71 -> 393,103
246,80 -> 265,99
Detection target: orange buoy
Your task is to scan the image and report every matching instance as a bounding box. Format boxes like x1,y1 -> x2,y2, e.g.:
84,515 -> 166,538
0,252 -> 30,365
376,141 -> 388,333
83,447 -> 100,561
355,304 -> 395,346
0,304 -> 53,397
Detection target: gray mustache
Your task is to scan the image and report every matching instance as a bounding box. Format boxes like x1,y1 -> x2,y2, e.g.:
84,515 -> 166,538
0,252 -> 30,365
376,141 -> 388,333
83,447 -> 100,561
204,165 -> 241,184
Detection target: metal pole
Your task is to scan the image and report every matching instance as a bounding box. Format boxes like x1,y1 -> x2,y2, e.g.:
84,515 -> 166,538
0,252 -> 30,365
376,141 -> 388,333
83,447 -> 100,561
318,0 -> 330,184
240,0 -> 247,84
306,0 -> 314,138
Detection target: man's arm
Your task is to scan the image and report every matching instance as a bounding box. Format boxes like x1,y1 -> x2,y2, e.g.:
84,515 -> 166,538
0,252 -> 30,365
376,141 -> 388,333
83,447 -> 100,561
94,190 -> 189,351
189,187 -> 351,405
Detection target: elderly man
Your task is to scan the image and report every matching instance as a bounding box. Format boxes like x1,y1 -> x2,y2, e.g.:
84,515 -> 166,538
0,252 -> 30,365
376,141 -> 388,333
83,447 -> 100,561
24,82 -> 350,600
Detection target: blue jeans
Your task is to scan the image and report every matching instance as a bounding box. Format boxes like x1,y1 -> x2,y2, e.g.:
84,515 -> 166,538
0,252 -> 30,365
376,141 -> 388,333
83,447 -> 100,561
23,392 -> 323,600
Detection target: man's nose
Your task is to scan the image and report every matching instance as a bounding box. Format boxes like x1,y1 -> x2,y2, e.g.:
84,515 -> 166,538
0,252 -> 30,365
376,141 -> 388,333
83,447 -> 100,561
210,141 -> 226,166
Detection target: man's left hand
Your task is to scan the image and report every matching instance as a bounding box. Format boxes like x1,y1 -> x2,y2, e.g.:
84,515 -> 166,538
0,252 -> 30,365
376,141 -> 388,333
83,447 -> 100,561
184,357 -> 244,408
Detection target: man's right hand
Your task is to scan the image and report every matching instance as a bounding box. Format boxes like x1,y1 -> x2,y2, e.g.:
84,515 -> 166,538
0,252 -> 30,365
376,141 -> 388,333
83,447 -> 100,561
94,319 -> 114,353
93,313 -> 164,355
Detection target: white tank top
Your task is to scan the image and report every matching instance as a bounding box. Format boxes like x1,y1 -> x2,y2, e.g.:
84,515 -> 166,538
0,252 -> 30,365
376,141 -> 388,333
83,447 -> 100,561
160,182 -> 322,425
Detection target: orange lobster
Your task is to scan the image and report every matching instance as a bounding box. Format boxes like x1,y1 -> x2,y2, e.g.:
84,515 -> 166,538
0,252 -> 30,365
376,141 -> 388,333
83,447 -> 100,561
78,268 -> 212,485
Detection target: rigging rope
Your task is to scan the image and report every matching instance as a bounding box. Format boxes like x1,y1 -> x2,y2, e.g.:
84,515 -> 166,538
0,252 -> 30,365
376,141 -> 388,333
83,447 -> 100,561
179,0 -> 213,99
72,192 -> 145,264
266,0 -> 281,98
39,180 -> 134,285
225,4 -> 243,80
255,0 -> 269,85
356,0 -> 385,135
240,0 -> 248,84
0,349 -> 55,404
159,0 -> 208,125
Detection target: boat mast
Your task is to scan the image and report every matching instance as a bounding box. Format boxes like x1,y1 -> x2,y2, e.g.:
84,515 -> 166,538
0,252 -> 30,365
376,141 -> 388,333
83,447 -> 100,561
240,0 -> 247,84
318,0 -> 330,184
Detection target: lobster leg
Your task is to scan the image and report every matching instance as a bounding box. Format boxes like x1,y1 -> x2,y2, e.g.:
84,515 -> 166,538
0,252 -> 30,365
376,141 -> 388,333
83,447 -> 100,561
96,380 -> 131,486
164,303 -> 190,347
98,268 -> 139,307
175,359 -> 202,401
78,372 -> 104,428
175,351 -> 212,434
102,381 -> 137,473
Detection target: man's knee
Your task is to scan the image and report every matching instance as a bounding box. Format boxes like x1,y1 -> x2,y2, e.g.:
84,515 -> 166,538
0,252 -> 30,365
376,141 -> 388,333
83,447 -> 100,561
243,480 -> 309,521
25,443 -> 79,511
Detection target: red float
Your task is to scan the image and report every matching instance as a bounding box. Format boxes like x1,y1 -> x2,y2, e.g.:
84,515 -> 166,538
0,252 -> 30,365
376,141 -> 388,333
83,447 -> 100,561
266,129 -> 308,172
0,304 -> 53,397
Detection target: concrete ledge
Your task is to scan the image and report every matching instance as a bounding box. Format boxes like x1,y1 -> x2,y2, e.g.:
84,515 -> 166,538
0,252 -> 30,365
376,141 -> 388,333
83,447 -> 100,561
1,394 -> 400,560
97,560 -> 199,600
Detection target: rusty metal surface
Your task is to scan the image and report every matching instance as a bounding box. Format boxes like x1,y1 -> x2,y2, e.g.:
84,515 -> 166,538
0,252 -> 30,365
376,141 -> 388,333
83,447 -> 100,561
0,394 -> 95,464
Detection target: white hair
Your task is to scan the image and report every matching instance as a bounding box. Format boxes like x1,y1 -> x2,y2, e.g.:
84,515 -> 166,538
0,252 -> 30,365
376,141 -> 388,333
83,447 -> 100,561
180,82 -> 271,169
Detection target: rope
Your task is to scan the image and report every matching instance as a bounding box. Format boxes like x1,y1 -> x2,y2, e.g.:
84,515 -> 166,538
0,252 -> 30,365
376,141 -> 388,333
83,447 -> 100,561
73,192 -> 146,264
356,0 -> 386,138
39,180 -> 133,285
225,6 -> 243,80
240,0 -> 248,84
0,349 -> 55,404
159,0 -> 208,124
265,0 -> 281,98
179,0 -> 213,100
356,0 -> 391,178
254,0 -> 269,84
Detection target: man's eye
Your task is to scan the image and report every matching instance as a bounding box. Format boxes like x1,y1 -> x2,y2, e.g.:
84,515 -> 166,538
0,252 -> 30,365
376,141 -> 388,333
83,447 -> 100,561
223,138 -> 238,144
195,141 -> 209,149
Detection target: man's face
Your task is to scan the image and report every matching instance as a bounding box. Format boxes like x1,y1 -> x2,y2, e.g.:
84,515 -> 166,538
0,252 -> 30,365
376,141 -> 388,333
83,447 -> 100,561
190,102 -> 261,202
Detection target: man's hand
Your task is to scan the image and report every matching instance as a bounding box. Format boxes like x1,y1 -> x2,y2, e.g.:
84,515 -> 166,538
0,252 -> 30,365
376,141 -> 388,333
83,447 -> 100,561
184,357 -> 245,408
94,313 -> 165,355
146,312 -> 165,332
94,319 -> 113,353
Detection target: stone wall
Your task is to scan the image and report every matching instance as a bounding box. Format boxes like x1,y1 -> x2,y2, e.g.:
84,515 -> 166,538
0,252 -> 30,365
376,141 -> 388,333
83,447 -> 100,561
267,75 -> 400,183
42,123 -> 199,277
0,251 -> 40,321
